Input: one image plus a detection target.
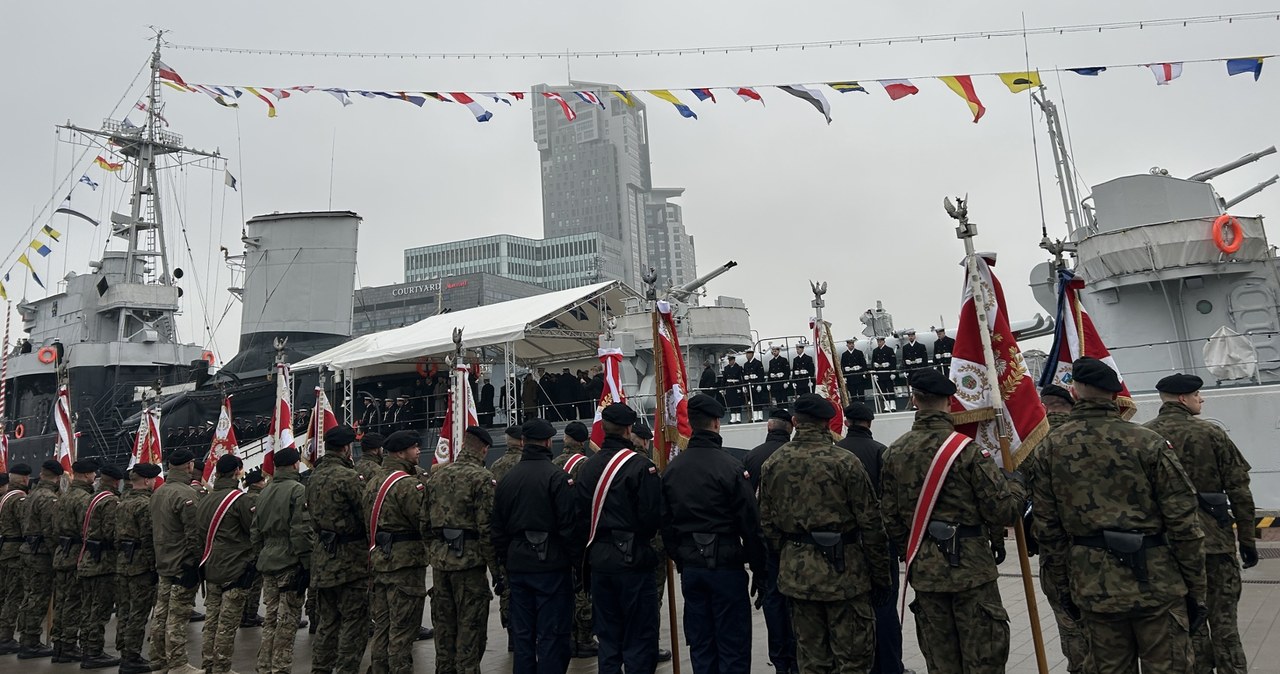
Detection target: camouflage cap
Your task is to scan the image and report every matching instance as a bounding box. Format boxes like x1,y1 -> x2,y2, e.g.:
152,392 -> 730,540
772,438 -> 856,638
1071,358 -> 1122,393
1156,373 -> 1202,395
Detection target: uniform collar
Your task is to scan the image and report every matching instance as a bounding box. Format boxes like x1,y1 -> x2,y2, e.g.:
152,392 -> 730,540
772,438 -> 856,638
385,454 -> 419,475
70,479 -> 94,495
1070,399 -> 1121,418
792,425 -> 832,443
272,466 -> 303,483
167,468 -> 193,484
911,409 -> 955,430
320,453 -> 355,469
600,434 -> 636,453
454,450 -> 484,467
765,429 -> 792,442
846,425 -> 874,439
1158,401 -> 1196,418
687,429 -> 723,448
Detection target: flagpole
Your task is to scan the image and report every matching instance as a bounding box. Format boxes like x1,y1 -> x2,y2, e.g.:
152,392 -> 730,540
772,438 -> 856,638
948,196 -> 1049,674
645,269 -> 682,674
451,328 -> 466,465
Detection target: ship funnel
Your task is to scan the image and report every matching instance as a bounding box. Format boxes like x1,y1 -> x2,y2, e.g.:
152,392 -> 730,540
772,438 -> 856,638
1224,174 -> 1280,209
666,261 -> 738,302
1188,146 -> 1276,182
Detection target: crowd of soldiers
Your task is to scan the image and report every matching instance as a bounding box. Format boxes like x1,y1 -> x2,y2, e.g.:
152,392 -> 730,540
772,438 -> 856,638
0,353 -> 1256,674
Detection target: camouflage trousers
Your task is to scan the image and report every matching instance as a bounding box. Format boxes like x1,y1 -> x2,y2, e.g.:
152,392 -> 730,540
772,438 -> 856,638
257,568 -> 305,674
1192,552 -> 1246,674
17,563 -> 52,646
152,574 -> 199,669
1040,561 -> 1090,673
1081,599 -> 1193,674
242,573 -> 263,620
0,557 -> 23,638
909,581 -> 1010,674
200,584 -> 246,674
78,573 -> 117,654
51,568 -> 85,647
115,572 -> 157,659
313,579 -> 370,674
790,595 -> 875,674
430,567 -> 491,674
369,566 -> 427,674
572,585 -> 594,647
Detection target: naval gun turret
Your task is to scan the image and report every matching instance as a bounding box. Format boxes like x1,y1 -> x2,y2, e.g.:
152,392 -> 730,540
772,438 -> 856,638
1187,146 -> 1276,182
664,260 -> 739,304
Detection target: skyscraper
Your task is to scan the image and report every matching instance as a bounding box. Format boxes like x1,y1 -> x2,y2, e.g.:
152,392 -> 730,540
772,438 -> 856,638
645,188 -> 697,291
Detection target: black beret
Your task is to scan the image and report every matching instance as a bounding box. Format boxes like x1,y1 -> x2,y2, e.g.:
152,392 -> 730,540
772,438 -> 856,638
41,459 -> 64,475
72,459 -> 100,474
1156,373 -> 1203,395
601,403 -> 637,426
384,431 -> 420,453
687,394 -> 725,420
464,426 -> 493,447
909,369 -> 957,397
0,474 -> 8,486
168,448 -> 195,466
131,463 -> 162,479
99,464 -> 126,480
1070,358 -> 1122,393
192,458 -> 205,471
8,463 -> 32,476
324,425 -> 357,446
843,402 -> 875,423
522,418 -> 556,441
361,432 -> 385,450
632,425 -> 654,440
216,454 -> 243,475
274,447 -> 301,467
792,393 -> 836,420
768,408 -> 793,423
504,425 -> 523,440
1039,384 -> 1074,405
563,421 -> 589,442
242,466 -> 265,485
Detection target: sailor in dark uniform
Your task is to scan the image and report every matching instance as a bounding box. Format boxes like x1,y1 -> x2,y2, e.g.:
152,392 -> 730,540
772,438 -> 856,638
767,346 -> 791,406
360,398 -> 381,431
790,345 -> 815,397
741,349 -> 768,422
840,339 -> 869,404
392,396 -> 411,431
900,329 -> 929,376
932,327 -> 955,375
870,337 -> 898,412
721,355 -> 745,424
380,398 -> 396,431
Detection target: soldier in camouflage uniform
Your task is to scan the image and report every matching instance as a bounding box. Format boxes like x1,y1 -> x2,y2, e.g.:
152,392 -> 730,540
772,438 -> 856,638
115,463 -> 162,674
0,464 -> 32,655
253,447 -> 314,674
1144,373 -> 1256,674
355,431 -> 385,483
1032,384 -> 1090,674
50,458 -> 99,663
307,425 -> 371,674
151,448 -> 203,674
16,460 -> 61,660
553,421 -> 598,658
424,426 -> 498,674
881,370 -> 1026,674
363,430 -> 429,674
489,425 -> 523,644
759,393 -> 893,673
196,455 -> 256,674
1033,358 -> 1208,674
78,464 -> 126,669
240,467 -> 267,628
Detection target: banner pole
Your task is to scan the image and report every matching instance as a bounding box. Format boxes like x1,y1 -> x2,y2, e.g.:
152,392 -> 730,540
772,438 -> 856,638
645,270 -> 682,674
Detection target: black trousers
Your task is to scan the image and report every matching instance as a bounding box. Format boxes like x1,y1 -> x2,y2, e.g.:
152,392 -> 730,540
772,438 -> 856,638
592,571 -> 658,674
762,552 -> 797,674
510,570 -> 573,674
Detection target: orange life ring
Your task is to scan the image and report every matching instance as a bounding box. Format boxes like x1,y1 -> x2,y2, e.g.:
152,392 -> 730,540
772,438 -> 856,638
1213,215 -> 1244,255
36,347 -> 56,364
13,423 -> 23,439
417,360 -> 437,378
201,351 -> 216,366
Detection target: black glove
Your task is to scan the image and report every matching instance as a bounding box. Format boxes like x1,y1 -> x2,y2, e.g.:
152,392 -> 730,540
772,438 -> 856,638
1241,542 -> 1259,569
177,560 -> 201,589
1060,596 -> 1082,622
492,574 -> 507,598
291,566 -> 311,594
869,584 -> 893,608
991,541 -> 1006,566
1186,595 -> 1209,633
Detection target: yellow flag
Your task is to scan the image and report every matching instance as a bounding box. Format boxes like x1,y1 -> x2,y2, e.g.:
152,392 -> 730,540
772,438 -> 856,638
999,71 -> 1042,93
608,91 -> 634,106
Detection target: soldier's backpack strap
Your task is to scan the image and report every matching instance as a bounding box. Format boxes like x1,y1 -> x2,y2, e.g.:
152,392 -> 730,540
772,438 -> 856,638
199,490 -> 244,567
563,454 -> 587,475
77,490 -> 115,566
368,471 -> 411,553
586,449 -> 638,548
900,431 -> 971,615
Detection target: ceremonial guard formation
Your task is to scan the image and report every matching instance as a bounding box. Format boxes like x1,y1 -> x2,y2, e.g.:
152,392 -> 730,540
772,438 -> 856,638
841,338 -> 869,403
767,345 -> 791,405
789,344 -> 815,397
742,348 -> 768,422
870,336 -> 898,411
721,354 -> 745,424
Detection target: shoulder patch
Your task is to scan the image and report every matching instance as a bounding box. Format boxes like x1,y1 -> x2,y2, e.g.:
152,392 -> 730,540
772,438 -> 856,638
648,466 -> 657,474
743,470 -> 751,480
980,449 -> 991,458
415,483 -> 424,492
567,479 -> 575,486
491,480 -> 497,486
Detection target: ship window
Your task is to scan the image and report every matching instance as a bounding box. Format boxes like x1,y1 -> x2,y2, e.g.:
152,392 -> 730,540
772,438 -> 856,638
1196,300 -> 1213,315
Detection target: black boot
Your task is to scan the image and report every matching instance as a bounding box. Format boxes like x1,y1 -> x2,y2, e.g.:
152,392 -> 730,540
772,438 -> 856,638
50,643 -> 69,664
240,614 -> 263,628
118,655 -> 161,674
81,650 -> 121,669
657,648 -> 672,663
16,642 -> 54,659
416,626 -> 433,641
0,638 -> 19,655
188,610 -> 205,623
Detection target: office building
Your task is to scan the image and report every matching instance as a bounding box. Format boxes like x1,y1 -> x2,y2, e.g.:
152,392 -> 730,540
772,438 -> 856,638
645,188 -> 698,291
352,272 -> 547,336
402,232 -> 627,293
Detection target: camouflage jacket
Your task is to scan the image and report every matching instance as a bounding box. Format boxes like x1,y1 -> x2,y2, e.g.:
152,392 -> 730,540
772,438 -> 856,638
1144,401 -> 1255,553
489,447 -> 522,484
758,425 -> 892,601
1046,412 -> 1071,429
0,484 -> 28,562
52,479 -> 94,572
77,484 -> 121,578
362,454 -> 427,573
252,467 -> 314,575
551,445 -> 589,479
1032,399 -> 1206,613
881,410 -> 1025,593
152,468 -> 202,577
20,479 -> 59,567
115,487 -> 155,577
355,452 -> 383,484
307,453 -> 369,588
196,476 -> 257,585
422,450 -> 497,572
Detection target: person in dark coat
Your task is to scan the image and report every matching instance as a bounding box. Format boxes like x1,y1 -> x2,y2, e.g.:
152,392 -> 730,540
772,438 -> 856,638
900,330 -> 928,376
789,345 -> 815,397
932,328 -> 955,376
698,363 -> 717,395
766,346 -> 791,406
743,409 -> 797,674
479,379 -> 496,427
870,337 -> 898,412
841,340 -> 869,404
557,368 -> 582,421
721,355 -> 745,424
741,349 -> 768,423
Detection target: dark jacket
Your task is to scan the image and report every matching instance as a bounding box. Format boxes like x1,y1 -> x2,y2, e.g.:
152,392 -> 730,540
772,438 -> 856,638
835,425 -> 887,495
745,429 -> 792,491
576,435 -> 664,573
661,430 -> 766,572
196,476 -> 257,585
492,442 -> 578,574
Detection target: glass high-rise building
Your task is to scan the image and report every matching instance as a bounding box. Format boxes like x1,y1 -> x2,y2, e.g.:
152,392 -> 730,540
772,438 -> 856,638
403,232 -> 626,292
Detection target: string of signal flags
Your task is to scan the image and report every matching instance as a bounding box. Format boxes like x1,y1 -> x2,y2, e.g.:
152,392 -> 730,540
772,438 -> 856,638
159,54 -> 1270,126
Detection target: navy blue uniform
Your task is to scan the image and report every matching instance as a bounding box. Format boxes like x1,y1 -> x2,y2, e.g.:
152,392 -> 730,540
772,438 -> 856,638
494,443 -> 580,674
744,429 -> 797,673
576,435 -> 664,674
841,348 -> 869,403
661,430 -> 766,674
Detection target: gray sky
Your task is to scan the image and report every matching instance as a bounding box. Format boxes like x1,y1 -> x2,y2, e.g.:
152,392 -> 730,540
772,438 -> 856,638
2,1 -> 1277,358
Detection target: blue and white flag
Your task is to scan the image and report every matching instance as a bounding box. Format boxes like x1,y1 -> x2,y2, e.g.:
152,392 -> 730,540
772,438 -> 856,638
79,175 -> 99,191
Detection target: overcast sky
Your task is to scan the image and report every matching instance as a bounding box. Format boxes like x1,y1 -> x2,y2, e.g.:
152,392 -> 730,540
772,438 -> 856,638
2,1 -> 1277,359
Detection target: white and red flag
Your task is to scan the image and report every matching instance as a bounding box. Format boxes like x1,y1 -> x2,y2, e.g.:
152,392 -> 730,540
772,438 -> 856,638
1148,62 -> 1184,85
433,362 -> 478,466
734,87 -> 764,104
204,397 -> 238,482
591,347 -> 626,447
947,253 -> 1048,468
54,385 -> 75,473
542,92 -> 577,121
811,318 -> 846,437
302,387 -> 338,466
656,301 -> 692,461
131,405 -> 164,477
1039,268 -> 1136,418
265,363 -> 294,476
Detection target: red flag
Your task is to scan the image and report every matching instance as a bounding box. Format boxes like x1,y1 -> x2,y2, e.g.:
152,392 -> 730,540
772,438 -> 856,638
265,363 -> 294,475
302,387 -> 338,466
591,348 -> 626,446
542,92 -> 577,121
656,301 -> 691,460
948,254 -> 1048,467
204,397 -> 238,482
54,385 -> 74,473
811,318 -> 845,436
131,405 -> 164,486
1039,268 -> 1136,419
156,60 -> 188,88
433,363 -> 479,466
0,433 -> 7,474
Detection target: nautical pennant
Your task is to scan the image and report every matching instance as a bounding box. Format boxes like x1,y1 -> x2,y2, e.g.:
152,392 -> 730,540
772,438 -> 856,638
647,90 -> 697,119
542,92 -> 577,121
778,85 -> 832,124
734,87 -> 764,104
450,93 -> 494,122
1227,57 -> 1265,80
1149,63 -> 1184,85
42,225 -> 61,242
78,175 -> 99,191
938,75 -> 986,123
828,81 -> 868,94
998,71 -> 1042,92
880,79 -> 920,100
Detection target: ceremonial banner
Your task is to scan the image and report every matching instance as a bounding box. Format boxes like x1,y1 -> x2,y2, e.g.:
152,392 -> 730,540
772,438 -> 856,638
204,397 -> 238,483
948,254 -> 1048,467
301,386 -> 338,465
591,347 -> 626,446
1039,268 -> 1136,419
811,318 -> 846,436
265,363 -> 294,475
131,405 -> 164,481
434,362 -> 478,466
54,384 -> 74,473
656,301 -> 692,459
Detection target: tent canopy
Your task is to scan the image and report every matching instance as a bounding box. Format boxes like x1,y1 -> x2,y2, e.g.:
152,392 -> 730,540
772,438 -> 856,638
295,281 -> 639,376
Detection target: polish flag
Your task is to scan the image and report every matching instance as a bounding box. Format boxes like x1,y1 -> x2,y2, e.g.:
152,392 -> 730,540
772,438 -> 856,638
204,397 -> 238,482
880,79 -> 920,101
130,405 -> 164,470
590,348 -> 626,447
157,61 -> 188,88
54,385 -> 74,473
301,386 -> 339,465
735,87 -> 764,104
542,92 -> 577,121
265,363 -> 294,476
449,93 -> 494,122
811,319 -> 845,436
1148,63 -> 1184,85
434,362 -> 479,466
